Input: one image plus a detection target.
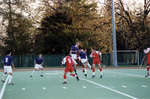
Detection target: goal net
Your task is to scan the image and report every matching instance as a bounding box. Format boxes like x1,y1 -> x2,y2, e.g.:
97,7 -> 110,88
117,50 -> 139,66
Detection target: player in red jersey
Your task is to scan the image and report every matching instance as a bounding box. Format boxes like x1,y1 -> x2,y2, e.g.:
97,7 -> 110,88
90,48 -> 103,78
144,48 -> 150,77
62,54 -> 79,84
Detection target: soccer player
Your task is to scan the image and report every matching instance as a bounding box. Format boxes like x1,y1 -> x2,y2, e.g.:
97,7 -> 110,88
30,54 -> 44,77
1,50 -> 15,85
90,48 -> 103,78
144,48 -> 150,77
62,53 -> 79,84
70,42 -> 80,74
79,49 -> 91,77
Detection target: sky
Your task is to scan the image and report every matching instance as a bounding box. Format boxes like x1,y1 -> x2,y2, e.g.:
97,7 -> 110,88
97,0 -> 144,10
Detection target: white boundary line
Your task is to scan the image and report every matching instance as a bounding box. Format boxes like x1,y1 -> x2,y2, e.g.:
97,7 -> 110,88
0,75 -> 10,99
81,78 -> 138,99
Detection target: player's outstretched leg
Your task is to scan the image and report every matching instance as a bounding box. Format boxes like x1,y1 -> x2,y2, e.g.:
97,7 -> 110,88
30,69 -> 35,77
70,73 -> 79,81
63,72 -> 67,84
92,64 -> 95,78
75,75 -> 79,81
1,72 -> 7,83
40,68 -> 44,77
84,69 -> 87,77
145,66 -> 150,77
87,63 -> 92,69
8,73 -> 14,85
98,65 -> 103,78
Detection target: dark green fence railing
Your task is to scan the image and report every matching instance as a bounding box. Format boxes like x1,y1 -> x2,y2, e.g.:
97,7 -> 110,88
0,53 -> 146,67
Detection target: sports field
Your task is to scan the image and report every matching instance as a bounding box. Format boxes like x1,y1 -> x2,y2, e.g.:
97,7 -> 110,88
0,68 -> 150,99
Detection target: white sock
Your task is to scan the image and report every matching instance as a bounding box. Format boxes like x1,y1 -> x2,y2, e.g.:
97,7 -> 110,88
87,63 -> 91,69
85,68 -> 87,74
31,70 -> 35,76
8,75 -> 12,84
40,70 -> 44,75
2,73 -> 7,81
93,72 -> 95,75
64,79 -> 67,82
100,72 -> 103,76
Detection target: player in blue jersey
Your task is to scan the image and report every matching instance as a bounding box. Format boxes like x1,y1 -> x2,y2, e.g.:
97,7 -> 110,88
70,42 -> 80,75
30,54 -> 44,77
79,49 -> 91,77
1,50 -> 15,85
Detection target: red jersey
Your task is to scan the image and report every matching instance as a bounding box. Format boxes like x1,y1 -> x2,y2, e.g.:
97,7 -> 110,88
62,56 -> 74,72
90,51 -> 102,65
147,52 -> 150,65
62,56 -> 74,67
144,48 -> 150,65
90,51 -> 101,60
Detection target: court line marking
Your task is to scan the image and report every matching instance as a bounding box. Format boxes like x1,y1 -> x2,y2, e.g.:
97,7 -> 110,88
0,75 -> 9,99
81,78 -> 138,99
45,72 -> 59,75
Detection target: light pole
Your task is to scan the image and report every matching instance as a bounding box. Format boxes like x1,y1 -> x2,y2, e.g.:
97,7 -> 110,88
112,0 -> 118,67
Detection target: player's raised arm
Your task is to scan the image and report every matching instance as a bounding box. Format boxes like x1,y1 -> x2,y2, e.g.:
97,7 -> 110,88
61,57 -> 66,65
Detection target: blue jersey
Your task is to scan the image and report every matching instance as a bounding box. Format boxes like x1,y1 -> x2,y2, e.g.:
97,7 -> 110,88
80,51 -> 87,59
71,45 -> 79,54
3,56 -> 13,66
35,57 -> 43,64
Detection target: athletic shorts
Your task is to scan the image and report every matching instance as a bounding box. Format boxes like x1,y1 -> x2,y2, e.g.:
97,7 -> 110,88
4,66 -> 12,73
71,54 -> 77,60
65,66 -> 74,73
147,64 -> 150,66
81,59 -> 88,64
34,64 -> 43,69
93,59 -> 101,65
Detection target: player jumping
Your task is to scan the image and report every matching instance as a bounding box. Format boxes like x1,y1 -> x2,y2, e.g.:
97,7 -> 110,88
70,42 -> 80,75
30,54 -> 44,77
62,53 -> 79,84
1,50 -> 15,85
90,48 -> 103,78
79,49 -> 91,77
144,48 -> 150,77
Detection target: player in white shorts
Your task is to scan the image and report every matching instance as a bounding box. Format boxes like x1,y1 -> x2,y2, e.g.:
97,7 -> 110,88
30,54 -> 44,77
1,50 -> 15,85
70,42 -> 80,75
79,49 -> 91,77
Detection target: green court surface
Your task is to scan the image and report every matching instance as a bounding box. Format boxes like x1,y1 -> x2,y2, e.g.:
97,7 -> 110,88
0,68 -> 150,99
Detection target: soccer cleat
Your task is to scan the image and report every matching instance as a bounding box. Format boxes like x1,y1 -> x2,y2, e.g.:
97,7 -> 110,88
92,75 -> 95,78
84,74 -> 87,77
100,75 -> 103,79
8,82 -> 14,86
1,79 -> 5,83
76,76 -> 79,81
40,75 -> 44,77
145,75 -> 149,78
63,81 -> 67,84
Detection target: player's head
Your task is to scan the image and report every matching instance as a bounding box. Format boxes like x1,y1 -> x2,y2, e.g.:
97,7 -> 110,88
39,53 -> 42,58
6,50 -> 12,56
76,42 -> 80,47
91,48 -> 94,51
84,49 -> 87,52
